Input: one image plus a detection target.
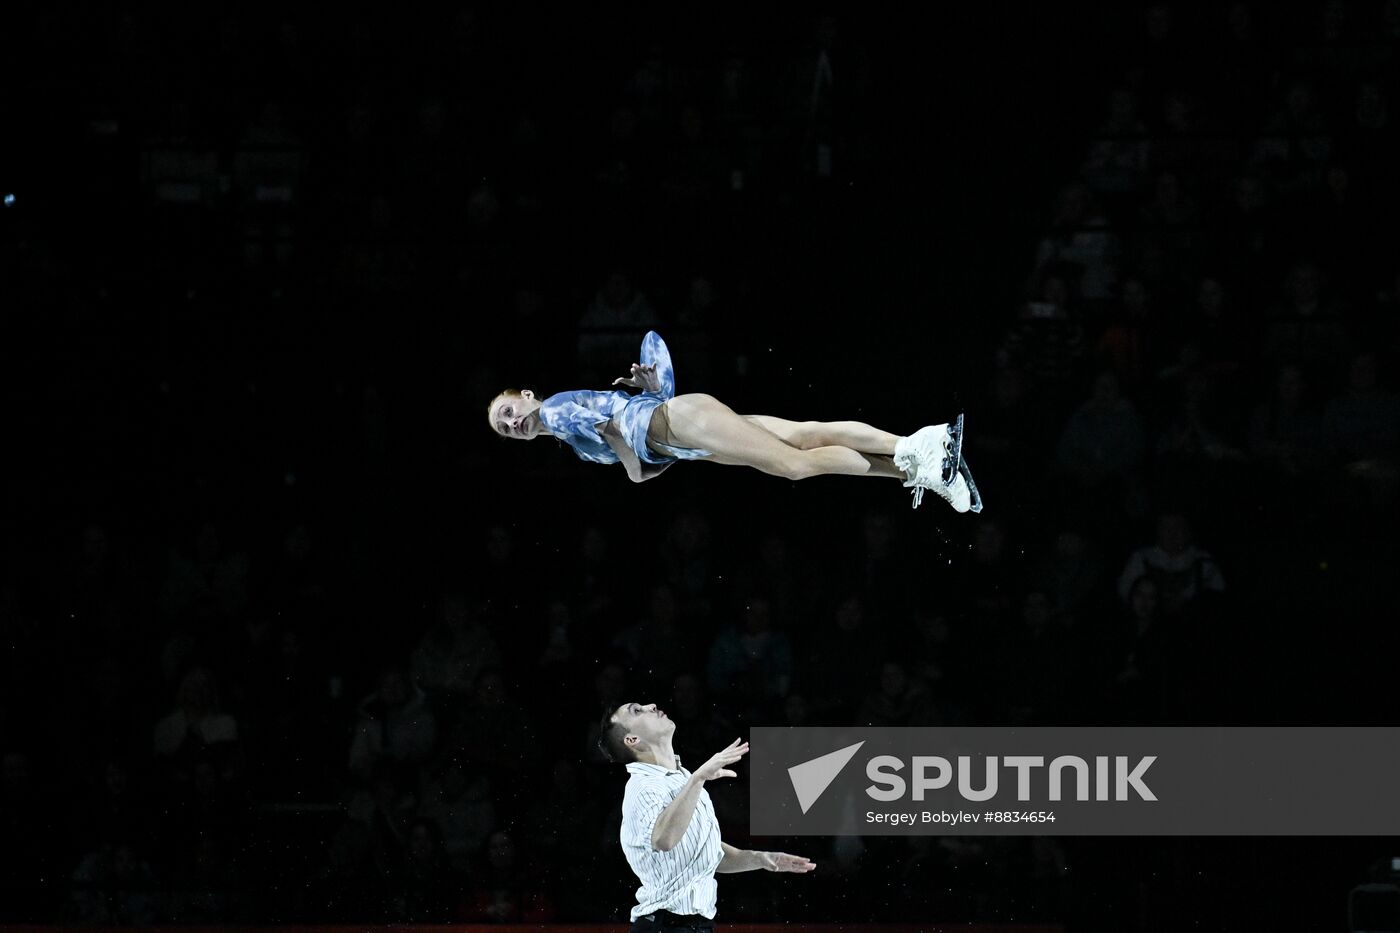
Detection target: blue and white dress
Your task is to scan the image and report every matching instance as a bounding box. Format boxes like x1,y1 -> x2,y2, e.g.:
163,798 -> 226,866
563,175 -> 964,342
538,331 -> 712,466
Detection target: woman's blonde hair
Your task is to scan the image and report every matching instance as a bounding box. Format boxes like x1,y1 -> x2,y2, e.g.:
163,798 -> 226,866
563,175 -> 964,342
486,389 -> 523,436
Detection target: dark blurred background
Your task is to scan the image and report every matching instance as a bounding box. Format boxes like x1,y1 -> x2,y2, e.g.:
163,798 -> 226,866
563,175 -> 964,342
2,2 -> 1399,930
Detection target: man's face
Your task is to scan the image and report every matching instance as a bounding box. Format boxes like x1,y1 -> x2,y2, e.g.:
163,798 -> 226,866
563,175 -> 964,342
613,701 -> 674,755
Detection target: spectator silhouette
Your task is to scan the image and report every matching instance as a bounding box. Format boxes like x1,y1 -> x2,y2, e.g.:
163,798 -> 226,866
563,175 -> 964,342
1248,363 -> 1328,477
1056,370 -> 1147,492
577,270 -> 660,383
462,830 -> 555,922
1028,182 -> 1121,303
1261,261 -> 1350,368
348,663 -> 436,784
611,583 -> 695,693
153,667 -> 241,773
388,818 -> 456,923
1118,513 -> 1225,615
859,661 -> 934,727
411,592 -> 503,700
1323,352 -> 1400,463
706,597 -> 793,721
418,760 -> 495,872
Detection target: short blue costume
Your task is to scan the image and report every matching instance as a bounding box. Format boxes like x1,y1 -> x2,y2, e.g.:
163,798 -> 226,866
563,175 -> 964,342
538,331 -> 712,466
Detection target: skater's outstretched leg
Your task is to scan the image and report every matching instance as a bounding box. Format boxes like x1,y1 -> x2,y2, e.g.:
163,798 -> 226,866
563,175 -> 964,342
657,396 -> 890,480
742,416 -> 905,479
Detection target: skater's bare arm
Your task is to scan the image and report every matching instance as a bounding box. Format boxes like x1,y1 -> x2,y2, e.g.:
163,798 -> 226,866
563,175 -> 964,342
716,842 -> 764,872
651,739 -> 749,851
718,842 -> 817,873
649,774 -> 706,851
600,419 -> 671,483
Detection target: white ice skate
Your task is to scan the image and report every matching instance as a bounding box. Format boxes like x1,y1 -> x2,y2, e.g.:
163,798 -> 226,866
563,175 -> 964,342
895,414 -> 972,512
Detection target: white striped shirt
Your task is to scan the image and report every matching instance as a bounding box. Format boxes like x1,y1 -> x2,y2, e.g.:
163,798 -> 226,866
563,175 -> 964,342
620,758 -> 723,921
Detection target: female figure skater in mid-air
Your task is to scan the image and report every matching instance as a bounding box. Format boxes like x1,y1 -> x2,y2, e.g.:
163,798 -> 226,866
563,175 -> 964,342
486,331 -> 981,513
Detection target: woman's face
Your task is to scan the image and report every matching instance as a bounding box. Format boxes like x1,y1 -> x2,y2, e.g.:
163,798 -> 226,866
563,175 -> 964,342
490,390 -> 544,439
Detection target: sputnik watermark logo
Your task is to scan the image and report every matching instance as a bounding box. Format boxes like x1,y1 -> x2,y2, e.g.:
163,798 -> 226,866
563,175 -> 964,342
752,727 -> 1400,836
788,741 -> 864,813
865,753 -> 1157,802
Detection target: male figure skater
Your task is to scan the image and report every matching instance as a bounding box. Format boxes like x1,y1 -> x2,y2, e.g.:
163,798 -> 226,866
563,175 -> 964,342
599,702 -> 816,930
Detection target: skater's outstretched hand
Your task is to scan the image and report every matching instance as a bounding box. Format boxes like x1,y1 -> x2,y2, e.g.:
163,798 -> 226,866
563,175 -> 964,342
694,738 -> 749,782
759,852 -> 816,873
613,362 -> 662,393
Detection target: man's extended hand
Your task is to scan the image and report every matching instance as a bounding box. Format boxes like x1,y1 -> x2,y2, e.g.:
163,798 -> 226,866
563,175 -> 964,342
759,852 -> 816,873
613,362 -> 662,393
693,738 -> 749,782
